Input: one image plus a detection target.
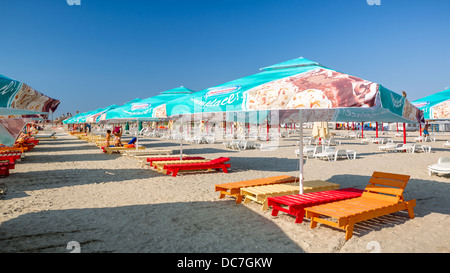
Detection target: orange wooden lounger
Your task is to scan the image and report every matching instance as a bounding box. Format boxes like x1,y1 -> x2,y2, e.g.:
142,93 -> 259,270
215,175 -> 299,203
305,171 -> 416,240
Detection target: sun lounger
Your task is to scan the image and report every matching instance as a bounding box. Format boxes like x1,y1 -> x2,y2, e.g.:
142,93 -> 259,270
164,157 -> 231,177
151,159 -> 209,172
379,142 -> 397,152
102,146 -> 146,154
35,132 -> 57,139
0,155 -> 21,164
215,175 -> 298,203
268,188 -> 364,223
428,157 -> 450,176
304,171 -> 416,240
444,141 -> 450,148
242,180 -> 340,211
147,156 -> 205,165
123,149 -> 173,157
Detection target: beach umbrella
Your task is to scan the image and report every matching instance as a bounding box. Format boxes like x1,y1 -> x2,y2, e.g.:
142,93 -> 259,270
99,86 -> 194,123
165,57 -> 424,193
412,87 -> 450,121
0,73 -> 60,113
0,118 -> 27,147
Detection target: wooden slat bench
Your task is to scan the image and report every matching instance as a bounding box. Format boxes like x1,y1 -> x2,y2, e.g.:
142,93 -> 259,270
215,175 -> 298,204
242,180 -> 341,211
304,171 -> 416,240
268,188 -> 364,223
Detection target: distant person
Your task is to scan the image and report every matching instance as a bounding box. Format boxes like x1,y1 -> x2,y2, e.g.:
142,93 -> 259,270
114,127 -> 123,147
422,125 -> 430,137
106,130 -> 112,147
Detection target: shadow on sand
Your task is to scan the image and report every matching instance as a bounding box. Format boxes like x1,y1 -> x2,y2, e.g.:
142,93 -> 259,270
0,200 -> 305,253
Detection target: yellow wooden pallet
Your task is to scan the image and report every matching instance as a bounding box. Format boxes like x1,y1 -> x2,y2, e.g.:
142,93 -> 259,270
123,149 -> 173,157
241,184 -> 300,210
104,146 -> 146,154
241,180 -> 340,211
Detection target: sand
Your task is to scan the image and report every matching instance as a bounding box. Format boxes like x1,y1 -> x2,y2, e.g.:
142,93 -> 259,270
0,128 -> 449,253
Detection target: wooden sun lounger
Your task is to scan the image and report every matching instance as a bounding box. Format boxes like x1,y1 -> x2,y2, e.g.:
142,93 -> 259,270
0,161 -> 14,177
103,146 -> 146,154
215,175 -> 299,204
123,149 -> 173,156
152,159 -> 210,173
164,157 -> 231,177
242,180 -> 341,211
147,156 -> 205,165
268,188 -> 364,223
304,171 -> 416,240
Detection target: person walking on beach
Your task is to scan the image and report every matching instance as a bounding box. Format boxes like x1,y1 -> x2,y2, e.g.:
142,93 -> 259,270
113,126 -> 123,147
422,125 -> 430,137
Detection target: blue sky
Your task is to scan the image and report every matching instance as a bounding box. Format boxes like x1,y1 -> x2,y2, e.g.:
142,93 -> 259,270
0,0 -> 449,118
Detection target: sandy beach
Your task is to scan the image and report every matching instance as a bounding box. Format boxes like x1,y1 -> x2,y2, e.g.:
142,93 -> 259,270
0,128 -> 449,253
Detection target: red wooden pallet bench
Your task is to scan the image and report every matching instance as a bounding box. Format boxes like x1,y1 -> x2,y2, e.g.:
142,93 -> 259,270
164,157 -> 231,177
0,155 -> 20,164
147,156 -> 205,165
267,188 -> 364,223
0,161 -> 13,177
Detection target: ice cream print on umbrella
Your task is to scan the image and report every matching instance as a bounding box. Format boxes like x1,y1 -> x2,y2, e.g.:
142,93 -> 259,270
243,68 -> 378,111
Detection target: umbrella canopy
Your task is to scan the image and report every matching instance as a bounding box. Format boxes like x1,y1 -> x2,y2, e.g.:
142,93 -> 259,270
412,87 -> 450,120
85,105 -> 120,123
164,57 -> 424,193
0,118 -> 27,147
165,57 -> 424,125
99,86 -> 194,123
0,73 -> 60,113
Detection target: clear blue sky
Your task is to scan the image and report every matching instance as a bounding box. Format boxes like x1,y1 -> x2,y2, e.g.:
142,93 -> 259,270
0,0 -> 449,118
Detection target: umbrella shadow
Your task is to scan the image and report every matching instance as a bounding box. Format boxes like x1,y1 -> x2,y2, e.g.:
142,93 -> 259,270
0,200 -> 305,253
1,168 -> 156,200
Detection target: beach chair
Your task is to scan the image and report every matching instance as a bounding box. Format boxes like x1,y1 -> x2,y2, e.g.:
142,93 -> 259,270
164,157 -> 231,177
314,146 -> 336,160
102,146 -> 146,154
379,142 -> 397,152
268,188 -> 364,223
215,175 -> 298,203
444,141 -> 450,148
35,132 -> 57,140
304,171 -> 416,240
394,143 -> 414,153
0,161 -> 14,177
150,159 -> 209,171
146,156 -> 205,165
428,157 -> 450,176
241,180 -> 341,211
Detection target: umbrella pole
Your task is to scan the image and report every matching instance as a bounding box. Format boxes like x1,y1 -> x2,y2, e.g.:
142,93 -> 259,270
376,122 -> 378,138
403,123 -> 406,144
361,122 -> 364,138
298,109 -> 304,194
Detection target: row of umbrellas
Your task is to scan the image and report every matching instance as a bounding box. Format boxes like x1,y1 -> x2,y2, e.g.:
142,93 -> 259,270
62,57 -> 440,193
0,73 -> 60,146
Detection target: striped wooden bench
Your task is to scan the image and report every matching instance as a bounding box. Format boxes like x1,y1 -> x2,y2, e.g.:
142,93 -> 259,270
305,172 -> 416,240
215,175 -> 299,204
268,188 -> 364,223
241,180 -> 340,211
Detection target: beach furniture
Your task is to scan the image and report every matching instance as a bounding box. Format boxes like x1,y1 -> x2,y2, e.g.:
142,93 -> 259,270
215,175 -> 298,203
103,146 -> 146,154
314,148 -> 351,161
304,171 -> 416,240
379,142 -> 397,152
35,132 -> 57,139
428,157 -> 450,176
147,156 -> 205,165
268,188 -> 364,223
443,141 -> 450,148
0,155 -> 21,164
0,161 -> 14,177
164,157 -> 231,177
153,159 -> 210,173
395,143 -> 415,153
122,149 -> 172,157
242,180 -> 340,211
150,158 -> 208,169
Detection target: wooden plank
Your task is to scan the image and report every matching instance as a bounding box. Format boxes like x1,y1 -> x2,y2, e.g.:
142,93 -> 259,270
368,177 -> 409,189
364,184 -> 404,197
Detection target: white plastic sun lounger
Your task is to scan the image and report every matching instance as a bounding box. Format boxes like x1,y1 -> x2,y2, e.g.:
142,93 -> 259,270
428,157 -> 450,176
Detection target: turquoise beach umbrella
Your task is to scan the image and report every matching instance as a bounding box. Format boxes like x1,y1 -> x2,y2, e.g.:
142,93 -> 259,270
164,57 -> 424,194
99,86 -> 194,122
412,87 -> 450,120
